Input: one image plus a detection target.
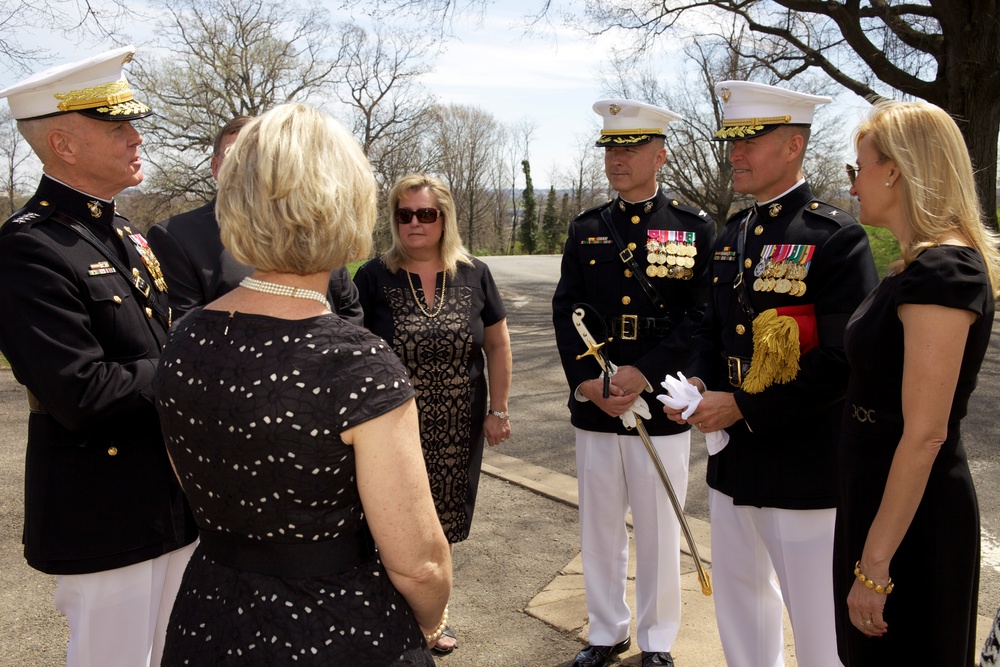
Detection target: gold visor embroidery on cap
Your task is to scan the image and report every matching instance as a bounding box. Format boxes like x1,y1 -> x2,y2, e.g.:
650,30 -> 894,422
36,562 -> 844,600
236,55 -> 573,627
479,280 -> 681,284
54,78 -> 136,112
713,114 -> 792,139
97,100 -> 151,116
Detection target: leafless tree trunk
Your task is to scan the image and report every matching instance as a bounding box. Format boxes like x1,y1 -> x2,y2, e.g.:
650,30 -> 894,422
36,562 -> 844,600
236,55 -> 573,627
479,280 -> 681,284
132,0 -> 341,207
0,108 -> 32,215
431,103 -> 505,253
583,0 -> 1000,228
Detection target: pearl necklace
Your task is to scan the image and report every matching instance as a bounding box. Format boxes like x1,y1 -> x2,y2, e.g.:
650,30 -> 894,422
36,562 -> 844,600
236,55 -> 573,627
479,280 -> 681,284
405,268 -> 447,318
239,277 -> 330,309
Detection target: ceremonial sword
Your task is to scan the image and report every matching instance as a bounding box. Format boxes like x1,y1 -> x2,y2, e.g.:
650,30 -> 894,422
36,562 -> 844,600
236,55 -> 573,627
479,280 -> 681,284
572,307 -> 713,596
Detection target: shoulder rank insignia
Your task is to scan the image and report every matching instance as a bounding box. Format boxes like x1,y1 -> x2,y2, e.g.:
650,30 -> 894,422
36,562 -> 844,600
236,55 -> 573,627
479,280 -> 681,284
9,211 -> 41,226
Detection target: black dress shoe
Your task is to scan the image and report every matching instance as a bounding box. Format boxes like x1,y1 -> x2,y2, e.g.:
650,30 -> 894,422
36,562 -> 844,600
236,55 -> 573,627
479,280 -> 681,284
641,651 -> 674,667
572,636 -> 631,667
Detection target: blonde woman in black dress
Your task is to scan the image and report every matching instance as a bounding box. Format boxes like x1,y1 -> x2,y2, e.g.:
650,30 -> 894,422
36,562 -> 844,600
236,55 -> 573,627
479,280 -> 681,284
155,105 -> 452,666
834,100 -> 1000,666
354,173 -> 512,654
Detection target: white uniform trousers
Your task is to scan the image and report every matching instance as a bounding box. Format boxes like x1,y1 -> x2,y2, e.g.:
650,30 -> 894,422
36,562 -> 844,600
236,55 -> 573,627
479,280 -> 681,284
709,489 -> 842,667
576,428 -> 690,652
54,540 -> 197,667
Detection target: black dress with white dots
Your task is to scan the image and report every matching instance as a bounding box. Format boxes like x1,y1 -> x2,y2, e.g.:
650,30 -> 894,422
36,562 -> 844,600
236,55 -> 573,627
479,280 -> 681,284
154,309 -> 434,666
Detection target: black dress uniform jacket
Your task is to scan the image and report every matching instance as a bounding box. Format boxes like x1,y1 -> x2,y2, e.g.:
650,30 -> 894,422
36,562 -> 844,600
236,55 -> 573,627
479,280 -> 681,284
688,182 -> 878,510
0,176 -> 197,575
553,190 -> 716,436
147,199 -> 363,324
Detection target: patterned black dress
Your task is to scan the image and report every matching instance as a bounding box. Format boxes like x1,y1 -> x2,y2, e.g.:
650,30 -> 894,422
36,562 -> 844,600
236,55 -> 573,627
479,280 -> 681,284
354,257 -> 506,542
833,246 -> 993,666
154,309 -> 435,666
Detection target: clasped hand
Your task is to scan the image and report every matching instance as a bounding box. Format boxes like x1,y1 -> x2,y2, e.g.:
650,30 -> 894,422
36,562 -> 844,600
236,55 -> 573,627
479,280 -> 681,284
579,365 -> 650,427
663,383 -> 742,433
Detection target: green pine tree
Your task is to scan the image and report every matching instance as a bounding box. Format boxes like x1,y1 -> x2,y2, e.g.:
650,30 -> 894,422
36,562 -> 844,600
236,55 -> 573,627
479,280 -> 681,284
519,160 -> 538,254
541,185 -> 560,253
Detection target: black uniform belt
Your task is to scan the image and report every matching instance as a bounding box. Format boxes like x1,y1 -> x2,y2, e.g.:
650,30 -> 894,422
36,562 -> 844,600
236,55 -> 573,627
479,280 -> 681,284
608,315 -> 678,341
725,355 -> 752,388
199,525 -> 375,578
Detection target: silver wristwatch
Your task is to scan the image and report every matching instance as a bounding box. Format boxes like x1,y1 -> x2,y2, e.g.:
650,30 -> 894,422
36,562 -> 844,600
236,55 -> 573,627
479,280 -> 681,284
488,409 -> 510,421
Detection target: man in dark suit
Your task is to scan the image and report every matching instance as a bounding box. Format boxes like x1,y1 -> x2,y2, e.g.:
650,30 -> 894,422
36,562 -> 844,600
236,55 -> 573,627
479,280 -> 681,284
667,81 -> 879,666
0,46 -> 198,666
552,99 -> 715,667
147,117 -> 363,324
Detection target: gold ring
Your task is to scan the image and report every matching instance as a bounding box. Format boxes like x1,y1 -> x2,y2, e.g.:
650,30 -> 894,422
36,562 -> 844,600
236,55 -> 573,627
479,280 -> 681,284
862,619 -> 873,627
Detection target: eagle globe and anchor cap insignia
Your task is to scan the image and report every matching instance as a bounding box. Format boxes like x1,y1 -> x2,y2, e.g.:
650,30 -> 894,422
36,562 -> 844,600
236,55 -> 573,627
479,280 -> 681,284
712,80 -> 831,141
593,98 -> 683,147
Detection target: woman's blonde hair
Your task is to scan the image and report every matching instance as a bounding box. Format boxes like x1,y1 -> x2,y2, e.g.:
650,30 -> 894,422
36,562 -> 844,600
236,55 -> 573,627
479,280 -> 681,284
381,173 -> 472,277
216,103 -> 376,275
855,99 -> 1000,295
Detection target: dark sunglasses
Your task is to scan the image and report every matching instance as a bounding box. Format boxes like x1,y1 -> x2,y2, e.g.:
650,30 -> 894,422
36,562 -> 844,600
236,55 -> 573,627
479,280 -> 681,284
394,207 -> 441,225
845,157 -> 885,186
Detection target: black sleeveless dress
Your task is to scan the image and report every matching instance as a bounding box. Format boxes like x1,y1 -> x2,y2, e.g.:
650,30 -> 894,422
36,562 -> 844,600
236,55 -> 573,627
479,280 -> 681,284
833,246 -> 993,666
154,309 -> 435,666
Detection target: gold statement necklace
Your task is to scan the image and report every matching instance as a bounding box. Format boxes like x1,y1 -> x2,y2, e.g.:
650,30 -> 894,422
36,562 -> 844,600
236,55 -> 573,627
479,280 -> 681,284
405,268 -> 447,318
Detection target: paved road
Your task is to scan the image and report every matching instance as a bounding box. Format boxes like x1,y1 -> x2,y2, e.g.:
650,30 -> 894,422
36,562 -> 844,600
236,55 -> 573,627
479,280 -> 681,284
479,253 -> 1000,618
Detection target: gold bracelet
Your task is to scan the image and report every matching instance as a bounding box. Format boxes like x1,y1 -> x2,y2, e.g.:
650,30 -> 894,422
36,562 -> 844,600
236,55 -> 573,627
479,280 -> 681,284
854,561 -> 894,594
423,604 -> 449,644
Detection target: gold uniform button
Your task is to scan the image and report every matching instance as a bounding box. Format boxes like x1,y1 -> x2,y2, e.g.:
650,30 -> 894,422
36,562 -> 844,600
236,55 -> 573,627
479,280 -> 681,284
631,215 -> 640,224
713,276 -> 719,284
744,259 -> 752,269
622,296 -> 631,305
113,295 -> 122,304
810,202 -> 819,210
627,242 -> 636,251
107,446 -> 118,456
754,225 -> 764,236
624,269 -> 633,278
671,200 -> 679,205
589,259 -> 596,265
736,324 -> 746,335
40,201 -> 50,207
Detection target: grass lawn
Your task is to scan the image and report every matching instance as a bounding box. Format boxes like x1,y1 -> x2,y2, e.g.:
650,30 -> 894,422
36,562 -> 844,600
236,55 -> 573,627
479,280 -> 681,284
863,225 -> 900,278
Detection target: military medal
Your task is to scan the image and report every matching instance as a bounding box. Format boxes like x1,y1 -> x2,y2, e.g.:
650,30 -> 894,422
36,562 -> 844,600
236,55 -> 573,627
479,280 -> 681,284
128,232 -> 168,293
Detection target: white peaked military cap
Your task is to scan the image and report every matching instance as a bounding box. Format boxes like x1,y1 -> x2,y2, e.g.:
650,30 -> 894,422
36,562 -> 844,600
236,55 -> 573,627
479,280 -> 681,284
0,45 -> 152,122
593,98 -> 684,147
713,81 -> 831,141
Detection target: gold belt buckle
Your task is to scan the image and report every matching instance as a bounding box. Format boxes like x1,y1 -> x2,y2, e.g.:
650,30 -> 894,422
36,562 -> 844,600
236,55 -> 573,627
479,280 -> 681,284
620,315 -> 638,341
727,356 -> 744,387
